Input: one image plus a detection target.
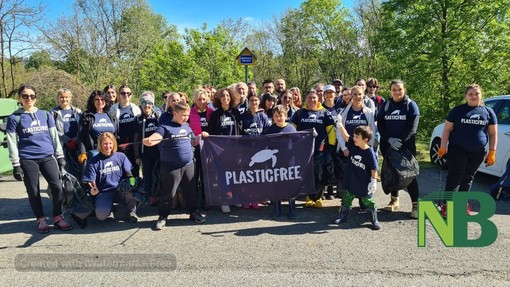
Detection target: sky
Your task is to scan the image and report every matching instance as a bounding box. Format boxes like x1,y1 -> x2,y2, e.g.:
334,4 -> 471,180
39,0 -> 356,33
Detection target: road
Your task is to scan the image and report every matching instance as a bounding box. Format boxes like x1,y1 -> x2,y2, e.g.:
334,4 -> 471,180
0,167 -> 509,286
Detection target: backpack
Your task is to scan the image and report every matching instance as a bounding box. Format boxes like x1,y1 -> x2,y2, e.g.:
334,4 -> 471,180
383,97 -> 412,113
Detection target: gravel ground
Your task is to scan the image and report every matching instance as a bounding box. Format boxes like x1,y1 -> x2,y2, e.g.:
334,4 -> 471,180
0,167 -> 509,287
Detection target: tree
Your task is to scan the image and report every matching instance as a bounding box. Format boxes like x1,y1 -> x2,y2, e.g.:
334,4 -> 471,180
41,0 -> 168,91
379,0 -> 510,139
26,50 -> 53,70
0,0 -> 43,97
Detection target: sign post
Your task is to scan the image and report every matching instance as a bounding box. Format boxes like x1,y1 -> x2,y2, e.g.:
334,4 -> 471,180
236,47 -> 257,83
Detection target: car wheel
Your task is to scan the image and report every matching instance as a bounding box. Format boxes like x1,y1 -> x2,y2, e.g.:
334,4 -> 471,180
429,138 -> 447,169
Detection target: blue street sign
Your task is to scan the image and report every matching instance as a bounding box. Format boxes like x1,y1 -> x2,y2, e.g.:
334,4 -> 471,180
240,55 -> 253,64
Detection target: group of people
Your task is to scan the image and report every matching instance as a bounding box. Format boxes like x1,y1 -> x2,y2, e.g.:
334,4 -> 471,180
5,77 -> 497,233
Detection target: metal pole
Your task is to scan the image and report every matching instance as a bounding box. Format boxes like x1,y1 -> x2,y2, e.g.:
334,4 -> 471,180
245,65 -> 248,84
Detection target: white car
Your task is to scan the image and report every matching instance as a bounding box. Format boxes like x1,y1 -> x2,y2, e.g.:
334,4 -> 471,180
429,95 -> 510,177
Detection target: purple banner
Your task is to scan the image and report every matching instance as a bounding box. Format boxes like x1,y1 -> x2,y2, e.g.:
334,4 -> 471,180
200,131 -> 316,206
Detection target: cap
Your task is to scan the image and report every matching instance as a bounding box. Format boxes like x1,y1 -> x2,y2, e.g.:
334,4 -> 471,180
140,95 -> 155,105
323,85 -> 336,93
332,78 -> 343,85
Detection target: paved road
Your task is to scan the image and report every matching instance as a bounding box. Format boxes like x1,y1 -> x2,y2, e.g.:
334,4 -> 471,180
1,167 -> 509,286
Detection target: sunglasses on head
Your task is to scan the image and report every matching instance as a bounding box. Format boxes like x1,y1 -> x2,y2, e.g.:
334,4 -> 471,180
21,94 -> 37,100
120,92 -> 132,96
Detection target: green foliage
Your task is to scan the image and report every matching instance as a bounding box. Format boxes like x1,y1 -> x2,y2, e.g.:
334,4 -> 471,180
26,51 -> 53,70
378,0 -> 510,140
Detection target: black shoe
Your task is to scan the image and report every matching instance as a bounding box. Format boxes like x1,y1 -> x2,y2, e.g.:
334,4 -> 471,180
190,211 -> 206,224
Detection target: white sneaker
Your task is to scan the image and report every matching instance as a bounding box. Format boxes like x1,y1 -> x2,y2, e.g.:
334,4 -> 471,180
221,205 -> 231,213
155,218 -> 167,230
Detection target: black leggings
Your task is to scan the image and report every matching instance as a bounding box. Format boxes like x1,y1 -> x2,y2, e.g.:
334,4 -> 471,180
445,145 -> 485,192
20,156 -> 63,218
158,161 -> 197,218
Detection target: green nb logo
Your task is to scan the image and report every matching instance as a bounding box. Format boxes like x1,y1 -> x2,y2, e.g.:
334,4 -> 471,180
418,192 -> 498,247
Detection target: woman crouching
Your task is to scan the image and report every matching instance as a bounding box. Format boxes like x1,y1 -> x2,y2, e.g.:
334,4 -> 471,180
82,132 -> 139,223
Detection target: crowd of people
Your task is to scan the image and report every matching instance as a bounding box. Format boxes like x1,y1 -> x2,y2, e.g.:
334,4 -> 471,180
5,78 -> 497,233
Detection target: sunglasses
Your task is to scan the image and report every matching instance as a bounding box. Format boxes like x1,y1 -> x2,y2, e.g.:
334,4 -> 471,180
120,92 -> 132,96
163,95 -> 168,99
367,85 -> 378,88
141,101 -> 153,107
21,94 -> 37,100
94,98 -> 105,102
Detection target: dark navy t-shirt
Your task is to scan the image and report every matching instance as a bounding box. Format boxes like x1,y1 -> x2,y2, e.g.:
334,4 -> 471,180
264,124 -> 297,134
91,113 -> 115,148
118,105 -> 136,138
198,110 -> 209,129
344,108 -> 369,136
6,109 -> 55,160
290,108 -> 335,153
241,111 -> 270,135
155,121 -> 195,168
446,104 -> 497,152
343,146 -> 378,197
208,108 -> 241,135
380,99 -> 420,138
159,111 -> 173,125
60,108 -> 79,139
82,152 -> 132,193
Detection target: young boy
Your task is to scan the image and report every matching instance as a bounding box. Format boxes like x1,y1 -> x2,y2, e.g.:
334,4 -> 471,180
264,105 -> 297,219
334,125 -> 380,230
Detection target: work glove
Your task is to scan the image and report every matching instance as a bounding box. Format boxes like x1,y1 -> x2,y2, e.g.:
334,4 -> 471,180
368,177 -> 377,196
485,150 -> 496,167
437,147 -> 447,158
57,157 -> 66,175
13,166 -> 24,181
78,153 -> 87,164
66,139 -> 78,151
388,137 -> 402,150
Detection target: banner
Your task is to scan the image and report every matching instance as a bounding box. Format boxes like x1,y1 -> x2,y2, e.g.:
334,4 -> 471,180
200,131 -> 316,206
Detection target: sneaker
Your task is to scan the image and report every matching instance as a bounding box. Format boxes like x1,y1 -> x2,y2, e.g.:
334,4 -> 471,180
314,199 -> 323,208
128,211 -> 139,223
410,202 -> 418,219
105,212 -> 115,221
37,217 -> 50,233
221,205 -> 231,213
53,214 -> 72,231
242,204 -> 251,209
155,218 -> 167,230
305,196 -> 314,207
383,196 -> 400,212
251,203 -> 260,210
190,211 -> 206,224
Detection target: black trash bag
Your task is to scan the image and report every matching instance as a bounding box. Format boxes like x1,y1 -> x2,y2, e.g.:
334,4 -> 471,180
314,147 -> 345,186
490,157 -> 510,201
61,172 -> 94,228
381,148 -> 419,195
117,177 -> 147,203
63,147 -> 82,179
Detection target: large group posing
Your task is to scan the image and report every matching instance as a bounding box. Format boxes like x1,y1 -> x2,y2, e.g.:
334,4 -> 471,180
6,78 -> 497,233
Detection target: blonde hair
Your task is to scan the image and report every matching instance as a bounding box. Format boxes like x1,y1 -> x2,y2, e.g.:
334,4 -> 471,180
56,88 -> 73,104
97,132 -> 118,154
